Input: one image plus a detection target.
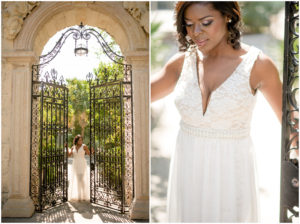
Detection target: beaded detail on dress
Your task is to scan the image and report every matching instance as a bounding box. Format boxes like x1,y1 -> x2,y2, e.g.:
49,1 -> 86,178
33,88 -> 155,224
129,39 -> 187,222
174,45 -> 261,133
180,121 -> 250,139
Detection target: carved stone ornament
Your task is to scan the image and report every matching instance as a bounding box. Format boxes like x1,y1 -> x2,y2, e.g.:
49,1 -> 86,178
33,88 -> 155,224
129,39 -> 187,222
123,2 -> 149,35
3,2 -> 40,40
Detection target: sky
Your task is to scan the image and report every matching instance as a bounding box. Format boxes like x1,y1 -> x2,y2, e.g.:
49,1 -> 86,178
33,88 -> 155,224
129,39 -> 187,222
40,25 -> 121,81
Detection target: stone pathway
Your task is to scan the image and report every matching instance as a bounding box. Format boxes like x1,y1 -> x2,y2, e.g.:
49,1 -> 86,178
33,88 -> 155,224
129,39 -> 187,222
2,201 -> 134,223
2,157 -> 147,223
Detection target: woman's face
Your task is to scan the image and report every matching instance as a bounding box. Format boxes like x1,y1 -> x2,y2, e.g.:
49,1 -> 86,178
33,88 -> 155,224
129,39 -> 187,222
77,137 -> 83,145
184,3 -> 228,53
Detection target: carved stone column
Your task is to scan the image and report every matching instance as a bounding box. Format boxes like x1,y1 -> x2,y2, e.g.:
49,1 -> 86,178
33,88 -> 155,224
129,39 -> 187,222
125,50 -> 149,219
2,51 -> 37,217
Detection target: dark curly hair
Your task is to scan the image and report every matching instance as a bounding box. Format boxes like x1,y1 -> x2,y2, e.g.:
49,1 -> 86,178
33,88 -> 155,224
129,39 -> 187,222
73,134 -> 82,146
175,1 -> 242,51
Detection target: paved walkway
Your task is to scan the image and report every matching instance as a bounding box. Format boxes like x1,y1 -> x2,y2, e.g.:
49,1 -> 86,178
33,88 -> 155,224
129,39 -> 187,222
2,157 -> 146,223
2,201 -> 134,223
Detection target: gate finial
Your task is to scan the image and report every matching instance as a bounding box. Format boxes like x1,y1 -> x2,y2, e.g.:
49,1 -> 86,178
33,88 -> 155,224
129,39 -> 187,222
86,72 -> 93,83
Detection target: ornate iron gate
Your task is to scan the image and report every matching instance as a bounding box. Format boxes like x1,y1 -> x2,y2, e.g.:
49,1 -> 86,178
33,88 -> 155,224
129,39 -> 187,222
30,22 -> 134,213
30,67 -> 68,211
30,23 -> 87,211
87,56 -> 134,213
280,1 -> 299,222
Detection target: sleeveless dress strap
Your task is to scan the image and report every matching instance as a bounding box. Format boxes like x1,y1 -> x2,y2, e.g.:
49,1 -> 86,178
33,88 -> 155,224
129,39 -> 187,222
242,46 -> 261,95
243,46 -> 261,77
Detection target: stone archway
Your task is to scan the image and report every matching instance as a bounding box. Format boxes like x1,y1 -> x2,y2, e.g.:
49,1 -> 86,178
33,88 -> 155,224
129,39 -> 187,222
2,1 -> 149,219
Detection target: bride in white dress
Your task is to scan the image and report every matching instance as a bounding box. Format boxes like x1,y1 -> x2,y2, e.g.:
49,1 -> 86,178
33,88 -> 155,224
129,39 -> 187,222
151,2 -> 283,222
68,134 -> 91,201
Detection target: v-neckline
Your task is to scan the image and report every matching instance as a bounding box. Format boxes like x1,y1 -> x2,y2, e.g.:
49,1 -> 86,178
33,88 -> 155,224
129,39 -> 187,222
75,145 -> 82,153
195,47 -> 252,116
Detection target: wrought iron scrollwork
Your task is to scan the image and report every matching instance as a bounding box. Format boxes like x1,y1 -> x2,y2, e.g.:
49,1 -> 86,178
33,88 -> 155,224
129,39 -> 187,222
30,66 -> 68,211
39,22 -> 124,67
87,57 -> 134,213
280,1 -> 299,222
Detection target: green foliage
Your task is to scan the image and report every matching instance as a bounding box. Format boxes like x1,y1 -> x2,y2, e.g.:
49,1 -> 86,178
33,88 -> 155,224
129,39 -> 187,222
73,118 -> 83,137
92,60 -> 125,187
66,78 -> 90,145
151,21 -> 162,34
151,21 -> 168,69
241,2 -> 284,33
92,66 -> 124,152
93,28 -> 122,58
67,79 -> 89,113
93,61 -> 124,82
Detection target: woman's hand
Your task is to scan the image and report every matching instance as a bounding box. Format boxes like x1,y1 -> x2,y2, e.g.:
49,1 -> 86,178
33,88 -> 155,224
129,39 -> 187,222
68,147 -> 73,157
83,145 -> 90,156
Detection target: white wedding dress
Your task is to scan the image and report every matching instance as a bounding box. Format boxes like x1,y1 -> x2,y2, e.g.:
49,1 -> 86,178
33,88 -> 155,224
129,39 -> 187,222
69,144 -> 90,201
167,45 -> 261,222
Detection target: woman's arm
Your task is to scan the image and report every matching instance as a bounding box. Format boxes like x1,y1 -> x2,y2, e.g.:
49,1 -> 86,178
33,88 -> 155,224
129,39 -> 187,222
251,53 -> 298,148
67,146 -> 73,157
251,53 -> 283,123
151,53 -> 185,102
83,145 -> 90,156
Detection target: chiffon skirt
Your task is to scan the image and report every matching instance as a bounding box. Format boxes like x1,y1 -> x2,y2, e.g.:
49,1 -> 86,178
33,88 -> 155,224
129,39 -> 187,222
68,157 -> 90,201
167,127 -> 260,222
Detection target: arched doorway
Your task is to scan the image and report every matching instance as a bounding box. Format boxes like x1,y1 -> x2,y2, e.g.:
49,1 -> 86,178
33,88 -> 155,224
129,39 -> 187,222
2,2 -> 149,219
30,23 -> 134,213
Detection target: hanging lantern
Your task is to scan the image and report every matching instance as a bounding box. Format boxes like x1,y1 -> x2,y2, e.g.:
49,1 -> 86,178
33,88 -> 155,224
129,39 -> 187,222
74,22 -> 88,56
74,38 -> 88,56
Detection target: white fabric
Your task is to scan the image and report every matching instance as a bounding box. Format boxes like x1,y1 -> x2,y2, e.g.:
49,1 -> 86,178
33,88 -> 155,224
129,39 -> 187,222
69,144 -> 90,201
168,45 -> 261,222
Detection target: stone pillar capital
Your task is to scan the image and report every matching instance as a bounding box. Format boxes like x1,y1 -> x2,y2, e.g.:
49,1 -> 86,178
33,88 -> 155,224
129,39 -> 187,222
125,50 -> 149,65
2,50 -> 38,65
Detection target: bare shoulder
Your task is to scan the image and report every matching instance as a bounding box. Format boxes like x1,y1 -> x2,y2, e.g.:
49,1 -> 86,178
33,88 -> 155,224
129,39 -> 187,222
240,42 -> 278,75
252,51 -> 279,77
164,52 -> 186,77
250,50 -> 280,91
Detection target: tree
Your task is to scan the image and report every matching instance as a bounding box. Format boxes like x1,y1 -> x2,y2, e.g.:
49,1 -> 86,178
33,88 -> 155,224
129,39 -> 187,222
66,78 -> 90,145
241,2 -> 284,33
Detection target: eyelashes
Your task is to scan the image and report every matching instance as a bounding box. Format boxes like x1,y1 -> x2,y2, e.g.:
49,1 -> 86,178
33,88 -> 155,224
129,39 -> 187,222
185,24 -> 193,27
184,20 -> 213,28
202,20 -> 213,26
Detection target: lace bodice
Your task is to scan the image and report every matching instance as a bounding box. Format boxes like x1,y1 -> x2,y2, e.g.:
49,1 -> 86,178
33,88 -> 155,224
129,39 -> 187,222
73,144 -> 86,159
174,45 -> 260,131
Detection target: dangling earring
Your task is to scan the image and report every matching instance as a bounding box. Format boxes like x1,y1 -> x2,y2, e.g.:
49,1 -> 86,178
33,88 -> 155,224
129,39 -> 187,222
228,18 -> 232,23
186,35 -> 192,42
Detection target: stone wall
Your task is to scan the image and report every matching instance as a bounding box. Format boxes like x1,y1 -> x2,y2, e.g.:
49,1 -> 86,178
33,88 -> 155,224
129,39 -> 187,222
1,60 -> 12,207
